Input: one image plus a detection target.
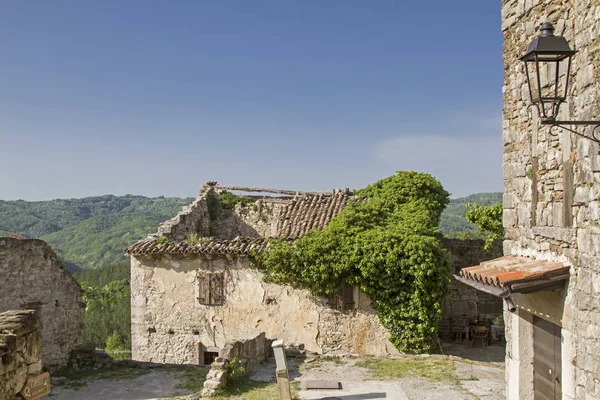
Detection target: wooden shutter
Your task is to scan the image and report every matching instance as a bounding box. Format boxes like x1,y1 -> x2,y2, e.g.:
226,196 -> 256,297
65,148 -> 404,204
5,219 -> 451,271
198,272 -> 210,305
342,283 -> 354,310
209,273 -> 224,305
328,283 -> 354,310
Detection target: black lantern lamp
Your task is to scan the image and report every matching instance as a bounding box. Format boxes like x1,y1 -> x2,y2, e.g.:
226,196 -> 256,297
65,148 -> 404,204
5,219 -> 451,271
521,22 -> 600,141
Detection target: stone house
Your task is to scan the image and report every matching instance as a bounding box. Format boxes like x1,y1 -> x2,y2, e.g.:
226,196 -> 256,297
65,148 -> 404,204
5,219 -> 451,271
456,1 -> 600,399
0,237 -> 85,369
126,184 -> 400,364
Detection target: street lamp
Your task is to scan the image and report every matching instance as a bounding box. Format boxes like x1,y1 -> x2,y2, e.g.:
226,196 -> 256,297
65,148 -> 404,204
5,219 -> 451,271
521,22 -> 600,141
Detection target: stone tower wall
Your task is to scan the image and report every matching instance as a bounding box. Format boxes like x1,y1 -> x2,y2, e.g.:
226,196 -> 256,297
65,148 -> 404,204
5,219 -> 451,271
502,1 -> 600,398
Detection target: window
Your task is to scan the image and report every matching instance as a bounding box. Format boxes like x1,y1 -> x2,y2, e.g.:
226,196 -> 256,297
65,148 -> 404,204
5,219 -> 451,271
328,283 -> 355,310
203,351 -> 219,365
198,272 -> 225,305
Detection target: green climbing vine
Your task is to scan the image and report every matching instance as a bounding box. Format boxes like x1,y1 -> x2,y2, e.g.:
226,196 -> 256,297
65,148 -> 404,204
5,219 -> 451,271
252,171 -> 451,353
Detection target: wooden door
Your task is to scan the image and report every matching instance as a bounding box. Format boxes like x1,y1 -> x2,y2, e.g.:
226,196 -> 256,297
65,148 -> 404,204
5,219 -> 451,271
533,316 -> 562,399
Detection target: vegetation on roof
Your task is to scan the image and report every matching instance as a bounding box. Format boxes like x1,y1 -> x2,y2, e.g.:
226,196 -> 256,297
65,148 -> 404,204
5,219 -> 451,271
218,190 -> 256,210
253,171 -> 452,353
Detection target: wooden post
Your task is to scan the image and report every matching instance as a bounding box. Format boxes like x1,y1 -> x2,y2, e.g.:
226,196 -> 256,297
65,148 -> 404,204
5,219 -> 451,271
271,339 -> 292,400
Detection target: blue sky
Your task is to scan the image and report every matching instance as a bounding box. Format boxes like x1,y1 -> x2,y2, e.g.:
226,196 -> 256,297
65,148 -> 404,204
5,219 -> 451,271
0,1 -> 503,200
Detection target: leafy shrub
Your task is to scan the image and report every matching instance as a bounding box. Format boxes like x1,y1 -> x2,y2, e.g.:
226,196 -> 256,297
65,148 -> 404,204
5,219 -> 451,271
465,203 -> 504,250
219,191 -> 255,210
253,171 -> 451,353
184,233 -> 212,245
105,331 -> 130,360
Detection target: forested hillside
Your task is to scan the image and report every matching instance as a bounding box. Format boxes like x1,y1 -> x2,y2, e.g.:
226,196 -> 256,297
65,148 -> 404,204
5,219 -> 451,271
0,192 -> 501,271
439,192 -> 503,235
0,195 -> 192,270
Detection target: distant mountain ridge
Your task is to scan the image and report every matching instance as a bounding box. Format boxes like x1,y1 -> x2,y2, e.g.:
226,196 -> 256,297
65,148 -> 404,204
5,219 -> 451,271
0,195 -> 193,270
0,192 -> 501,270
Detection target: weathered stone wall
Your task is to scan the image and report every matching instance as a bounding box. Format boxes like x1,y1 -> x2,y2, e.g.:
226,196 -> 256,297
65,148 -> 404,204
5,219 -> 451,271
221,332 -> 269,374
152,187 -> 288,241
0,238 -> 84,369
439,239 -> 504,337
130,254 -> 398,364
155,191 -> 211,241
0,310 -> 42,400
502,1 -> 600,398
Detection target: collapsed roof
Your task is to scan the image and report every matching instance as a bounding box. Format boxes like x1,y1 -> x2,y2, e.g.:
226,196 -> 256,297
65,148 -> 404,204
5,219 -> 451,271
126,182 -> 353,256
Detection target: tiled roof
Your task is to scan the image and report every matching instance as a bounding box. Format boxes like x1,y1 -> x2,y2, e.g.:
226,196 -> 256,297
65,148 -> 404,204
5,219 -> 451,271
459,255 -> 570,288
126,188 -> 353,256
126,237 -> 267,256
274,191 -> 350,239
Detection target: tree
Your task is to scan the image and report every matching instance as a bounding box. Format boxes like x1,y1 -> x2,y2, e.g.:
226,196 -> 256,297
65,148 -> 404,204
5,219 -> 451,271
465,203 -> 504,250
81,279 -> 131,350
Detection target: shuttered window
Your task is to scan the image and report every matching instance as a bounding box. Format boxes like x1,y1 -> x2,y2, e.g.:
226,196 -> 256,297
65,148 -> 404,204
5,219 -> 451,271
198,272 -> 225,305
328,283 -> 355,310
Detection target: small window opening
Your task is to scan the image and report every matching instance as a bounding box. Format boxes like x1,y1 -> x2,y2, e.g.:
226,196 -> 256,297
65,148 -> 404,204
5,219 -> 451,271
168,329 -> 175,334
203,351 -> 219,365
198,272 -> 225,305
328,283 -> 355,311
148,327 -> 156,334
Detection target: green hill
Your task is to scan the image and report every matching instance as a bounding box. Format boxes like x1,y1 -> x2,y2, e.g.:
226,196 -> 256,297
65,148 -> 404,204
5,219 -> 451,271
0,192 -> 501,271
439,192 -> 503,235
0,195 -> 192,270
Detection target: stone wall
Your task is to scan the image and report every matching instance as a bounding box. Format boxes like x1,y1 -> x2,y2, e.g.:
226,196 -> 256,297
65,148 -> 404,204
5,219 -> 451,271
0,310 -> 42,400
502,1 -> 600,398
0,238 -> 85,369
439,239 -> 504,337
221,332 -> 270,373
130,254 -> 398,364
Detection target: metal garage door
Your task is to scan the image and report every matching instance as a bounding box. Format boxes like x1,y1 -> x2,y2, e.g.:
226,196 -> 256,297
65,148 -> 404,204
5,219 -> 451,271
533,316 -> 562,399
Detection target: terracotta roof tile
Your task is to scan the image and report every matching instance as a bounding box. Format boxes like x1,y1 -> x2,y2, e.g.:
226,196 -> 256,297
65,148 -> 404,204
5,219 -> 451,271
126,237 -> 267,256
275,191 -> 350,239
459,255 -> 570,288
126,187 -> 353,256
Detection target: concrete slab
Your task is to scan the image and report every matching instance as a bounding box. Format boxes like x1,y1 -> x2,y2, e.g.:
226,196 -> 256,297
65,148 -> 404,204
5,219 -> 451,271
304,380 -> 341,389
298,380 -> 409,400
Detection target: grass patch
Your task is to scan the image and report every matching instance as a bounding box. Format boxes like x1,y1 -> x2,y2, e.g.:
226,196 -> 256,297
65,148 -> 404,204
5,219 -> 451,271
301,355 -> 346,370
216,376 -> 300,400
356,357 -> 459,385
54,365 -> 152,389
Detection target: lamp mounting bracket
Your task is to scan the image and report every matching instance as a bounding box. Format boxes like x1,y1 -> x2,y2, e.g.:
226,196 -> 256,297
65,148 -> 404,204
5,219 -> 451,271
543,120 -> 600,143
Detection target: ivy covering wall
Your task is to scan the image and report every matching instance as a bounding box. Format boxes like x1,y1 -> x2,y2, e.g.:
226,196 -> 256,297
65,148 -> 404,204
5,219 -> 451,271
254,171 -> 451,353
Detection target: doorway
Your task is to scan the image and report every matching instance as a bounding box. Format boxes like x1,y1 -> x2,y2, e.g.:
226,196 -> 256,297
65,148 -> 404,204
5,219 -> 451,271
533,316 -> 562,399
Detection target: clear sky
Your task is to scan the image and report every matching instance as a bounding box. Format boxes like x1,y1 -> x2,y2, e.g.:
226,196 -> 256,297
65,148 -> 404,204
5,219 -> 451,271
0,1 -> 503,201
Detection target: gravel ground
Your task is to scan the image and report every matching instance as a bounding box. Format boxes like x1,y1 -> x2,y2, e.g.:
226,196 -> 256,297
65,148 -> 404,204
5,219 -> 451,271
44,353 -> 505,400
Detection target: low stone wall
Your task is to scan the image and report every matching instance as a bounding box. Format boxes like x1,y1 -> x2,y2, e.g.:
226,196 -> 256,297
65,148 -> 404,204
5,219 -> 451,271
201,357 -> 228,398
440,239 -> 504,338
221,332 -> 270,374
0,310 -> 42,400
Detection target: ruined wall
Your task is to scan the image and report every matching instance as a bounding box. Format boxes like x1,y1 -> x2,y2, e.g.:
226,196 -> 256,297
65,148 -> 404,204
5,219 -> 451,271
152,187 -> 289,241
0,238 -> 84,369
502,1 -> 600,398
130,254 -> 397,364
0,310 -> 42,400
439,239 -> 504,337
221,332 -> 269,373
155,191 -> 211,241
